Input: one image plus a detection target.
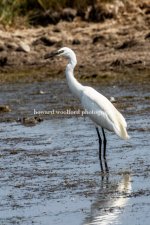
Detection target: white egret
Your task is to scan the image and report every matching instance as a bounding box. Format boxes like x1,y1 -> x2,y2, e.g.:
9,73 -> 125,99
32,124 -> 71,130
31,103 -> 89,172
44,47 -> 129,172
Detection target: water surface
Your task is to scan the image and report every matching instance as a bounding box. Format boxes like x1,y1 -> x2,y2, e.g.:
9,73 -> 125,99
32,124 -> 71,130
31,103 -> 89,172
0,77 -> 149,225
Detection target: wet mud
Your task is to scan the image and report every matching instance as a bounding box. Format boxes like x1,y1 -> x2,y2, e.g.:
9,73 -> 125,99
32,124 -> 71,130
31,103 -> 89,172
0,73 -> 149,225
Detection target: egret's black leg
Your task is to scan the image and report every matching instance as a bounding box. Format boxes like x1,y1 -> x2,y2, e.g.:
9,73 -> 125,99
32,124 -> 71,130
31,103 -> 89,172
96,127 -> 102,160
102,128 -> 107,159
102,128 -> 109,172
96,127 -> 103,172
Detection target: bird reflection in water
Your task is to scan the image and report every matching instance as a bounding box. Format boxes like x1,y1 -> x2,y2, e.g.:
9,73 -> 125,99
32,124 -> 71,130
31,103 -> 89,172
83,173 -> 131,225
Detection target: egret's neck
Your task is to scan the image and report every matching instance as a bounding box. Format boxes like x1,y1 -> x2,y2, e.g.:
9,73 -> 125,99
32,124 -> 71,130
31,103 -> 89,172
65,62 -> 84,99
69,56 -> 77,68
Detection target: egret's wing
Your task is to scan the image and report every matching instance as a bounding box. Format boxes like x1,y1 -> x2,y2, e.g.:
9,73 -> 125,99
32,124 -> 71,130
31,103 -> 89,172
81,87 -> 115,127
81,87 -> 129,139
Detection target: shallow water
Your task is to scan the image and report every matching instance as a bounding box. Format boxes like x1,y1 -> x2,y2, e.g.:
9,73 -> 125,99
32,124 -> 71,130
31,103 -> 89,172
0,79 -> 150,225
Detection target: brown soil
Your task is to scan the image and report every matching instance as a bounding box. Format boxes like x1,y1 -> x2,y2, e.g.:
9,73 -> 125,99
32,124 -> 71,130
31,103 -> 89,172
0,0 -> 150,83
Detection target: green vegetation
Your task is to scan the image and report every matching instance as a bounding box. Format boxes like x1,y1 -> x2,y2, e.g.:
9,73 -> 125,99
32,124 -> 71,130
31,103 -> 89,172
0,0 -> 115,26
0,0 -> 38,25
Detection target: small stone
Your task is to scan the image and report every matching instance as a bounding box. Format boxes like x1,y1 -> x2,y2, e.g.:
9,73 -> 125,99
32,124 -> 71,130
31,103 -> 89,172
17,41 -> 30,52
39,90 -> 45,94
110,97 -> 116,103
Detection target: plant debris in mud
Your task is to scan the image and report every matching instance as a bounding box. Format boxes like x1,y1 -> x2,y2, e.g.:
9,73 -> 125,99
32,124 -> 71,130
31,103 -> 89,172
17,116 -> 43,126
0,105 -> 11,112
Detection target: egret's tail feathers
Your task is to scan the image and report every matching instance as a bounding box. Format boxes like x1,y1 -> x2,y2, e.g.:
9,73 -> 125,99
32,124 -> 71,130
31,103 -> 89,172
114,123 -> 130,140
122,130 -> 130,140
113,111 -> 130,140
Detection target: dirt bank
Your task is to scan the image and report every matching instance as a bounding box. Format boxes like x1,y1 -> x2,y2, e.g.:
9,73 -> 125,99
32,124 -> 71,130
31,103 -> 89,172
0,0 -> 150,83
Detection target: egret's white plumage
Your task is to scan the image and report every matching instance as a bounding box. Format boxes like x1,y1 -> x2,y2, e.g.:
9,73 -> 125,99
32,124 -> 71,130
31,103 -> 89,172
81,87 -> 129,139
45,47 -> 129,171
56,47 -> 129,140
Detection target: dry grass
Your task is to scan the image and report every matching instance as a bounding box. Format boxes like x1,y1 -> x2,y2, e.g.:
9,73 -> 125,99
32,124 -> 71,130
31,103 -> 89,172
0,0 -> 148,26
0,0 -> 116,26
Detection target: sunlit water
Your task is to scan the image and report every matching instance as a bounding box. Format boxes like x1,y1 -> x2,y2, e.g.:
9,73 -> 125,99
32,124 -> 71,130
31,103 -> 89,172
0,79 -> 149,225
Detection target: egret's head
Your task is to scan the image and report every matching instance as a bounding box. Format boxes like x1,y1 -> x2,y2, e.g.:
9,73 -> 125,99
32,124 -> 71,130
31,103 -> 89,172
44,47 -> 77,66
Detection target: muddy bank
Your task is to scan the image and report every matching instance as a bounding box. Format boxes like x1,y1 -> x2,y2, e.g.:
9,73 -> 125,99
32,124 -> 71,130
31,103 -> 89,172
0,0 -> 150,83
0,72 -> 149,123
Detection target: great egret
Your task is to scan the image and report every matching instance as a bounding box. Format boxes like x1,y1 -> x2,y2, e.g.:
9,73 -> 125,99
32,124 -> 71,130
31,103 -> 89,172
44,47 -> 129,172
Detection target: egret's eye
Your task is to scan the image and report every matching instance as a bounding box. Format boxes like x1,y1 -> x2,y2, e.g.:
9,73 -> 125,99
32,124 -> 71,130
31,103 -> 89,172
58,50 -> 64,55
